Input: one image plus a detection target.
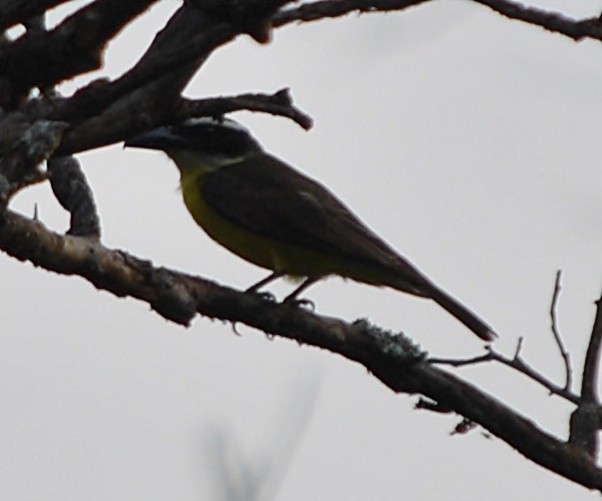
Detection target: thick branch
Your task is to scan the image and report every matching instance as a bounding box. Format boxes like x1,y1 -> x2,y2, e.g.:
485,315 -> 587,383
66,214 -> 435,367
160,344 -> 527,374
0,0 -> 158,107
1,209 -> 602,491
47,0 -> 290,134
0,118 -> 68,193
47,155 -> 100,238
0,0 -> 72,31
51,1 -> 293,154
3,0 -> 602,490
569,293 -> 602,456
2,3 -> 307,178
19,0 -> 598,158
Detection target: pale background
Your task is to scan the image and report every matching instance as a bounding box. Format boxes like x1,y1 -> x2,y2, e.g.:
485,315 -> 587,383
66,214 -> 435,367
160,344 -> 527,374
2,0 -> 602,499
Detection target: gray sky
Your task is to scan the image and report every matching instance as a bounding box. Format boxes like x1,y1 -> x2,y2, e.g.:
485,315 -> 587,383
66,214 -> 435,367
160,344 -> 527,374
2,1 -> 602,499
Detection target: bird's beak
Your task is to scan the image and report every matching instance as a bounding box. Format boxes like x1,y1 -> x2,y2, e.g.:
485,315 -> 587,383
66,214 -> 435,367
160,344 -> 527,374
124,126 -> 179,151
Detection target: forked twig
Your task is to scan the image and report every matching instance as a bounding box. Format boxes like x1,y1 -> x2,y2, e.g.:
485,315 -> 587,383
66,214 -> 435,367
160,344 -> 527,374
429,338 -> 581,406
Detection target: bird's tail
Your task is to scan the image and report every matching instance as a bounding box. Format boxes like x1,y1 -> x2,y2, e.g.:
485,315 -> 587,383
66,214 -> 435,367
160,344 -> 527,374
426,284 -> 496,341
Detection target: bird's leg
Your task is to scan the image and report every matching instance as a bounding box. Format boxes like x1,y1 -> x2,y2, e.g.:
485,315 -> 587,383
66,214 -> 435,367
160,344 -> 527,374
282,277 -> 319,309
245,271 -> 283,302
246,271 -> 283,292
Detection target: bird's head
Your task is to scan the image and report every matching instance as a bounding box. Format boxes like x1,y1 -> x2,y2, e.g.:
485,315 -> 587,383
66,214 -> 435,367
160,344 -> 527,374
124,117 -> 263,171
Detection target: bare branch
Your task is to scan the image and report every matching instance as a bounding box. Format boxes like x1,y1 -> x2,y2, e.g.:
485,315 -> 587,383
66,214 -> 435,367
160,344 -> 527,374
430,341 -> 582,407
0,2 -> 297,158
550,270 -> 572,391
1,209 -> 602,490
3,0 -> 602,491
0,0 -> 72,32
582,294 -> 602,403
273,0 -> 602,44
470,0 -> 602,42
428,353 -> 492,368
0,0 -> 159,109
177,89 -> 313,130
189,0 -> 292,43
0,118 -> 68,195
50,2 -> 283,154
569,293 -> 602,456
47,155 -> 100,238
272,0 -> 429,27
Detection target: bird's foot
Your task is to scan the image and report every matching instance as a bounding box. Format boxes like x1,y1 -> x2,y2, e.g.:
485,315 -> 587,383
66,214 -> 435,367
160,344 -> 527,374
247,289 -> 277,303
282,296 -> 315,311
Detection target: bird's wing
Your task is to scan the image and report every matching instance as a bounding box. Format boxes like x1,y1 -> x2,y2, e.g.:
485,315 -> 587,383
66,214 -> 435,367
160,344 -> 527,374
201,154 -> 494,341
200,154 -> 423,276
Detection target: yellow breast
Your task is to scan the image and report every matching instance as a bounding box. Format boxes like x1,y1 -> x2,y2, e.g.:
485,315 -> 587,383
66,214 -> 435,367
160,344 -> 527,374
179,170 -> 294,273
179,170 -> 367,280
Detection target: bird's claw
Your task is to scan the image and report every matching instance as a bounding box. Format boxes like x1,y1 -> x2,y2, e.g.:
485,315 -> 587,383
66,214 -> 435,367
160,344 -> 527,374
283,297 -> 315,311
249,290 -> 277,303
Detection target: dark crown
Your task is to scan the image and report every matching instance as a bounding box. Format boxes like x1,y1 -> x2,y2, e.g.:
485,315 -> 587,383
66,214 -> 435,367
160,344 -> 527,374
171,117 -> 262,157
124,117 -> 263,157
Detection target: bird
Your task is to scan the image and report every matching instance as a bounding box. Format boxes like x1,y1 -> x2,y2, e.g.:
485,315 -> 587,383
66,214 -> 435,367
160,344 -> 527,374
124,117 -> 496,341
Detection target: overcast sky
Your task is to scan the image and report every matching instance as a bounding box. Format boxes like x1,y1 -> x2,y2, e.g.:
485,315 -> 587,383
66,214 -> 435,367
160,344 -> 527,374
3,1 -> 602,499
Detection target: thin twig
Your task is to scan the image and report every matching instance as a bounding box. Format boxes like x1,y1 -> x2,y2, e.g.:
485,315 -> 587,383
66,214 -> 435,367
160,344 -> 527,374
514,336 -> 523,358
429,340 -> 582,406
549,270 -> 572,391
427,354 -> 492,368
273,0 -> 428,26
274,0 -> 602,44
470,0 -> 602,42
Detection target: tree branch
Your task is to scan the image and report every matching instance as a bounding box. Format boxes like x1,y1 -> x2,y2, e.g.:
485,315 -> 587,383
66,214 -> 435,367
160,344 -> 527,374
0,0 -> 159,109
470,0 -> 602,42
272,0 -> 429,27
273,0 -> 602,44
3,0 -> 602,491
50,2 -> 291,154
47,155 -> 100,238
0,118 -> 68,192
177,90 -> 313,130
569,292 -> 602,456
549,270 -> 572,391
430,339 -> 583,407
582,294 -> 602,403
0,0 -> 72,32
1,208 -> 602,491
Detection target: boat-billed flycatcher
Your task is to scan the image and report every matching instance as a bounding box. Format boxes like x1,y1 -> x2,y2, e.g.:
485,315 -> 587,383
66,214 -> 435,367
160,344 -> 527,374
124,117 -> 496,341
